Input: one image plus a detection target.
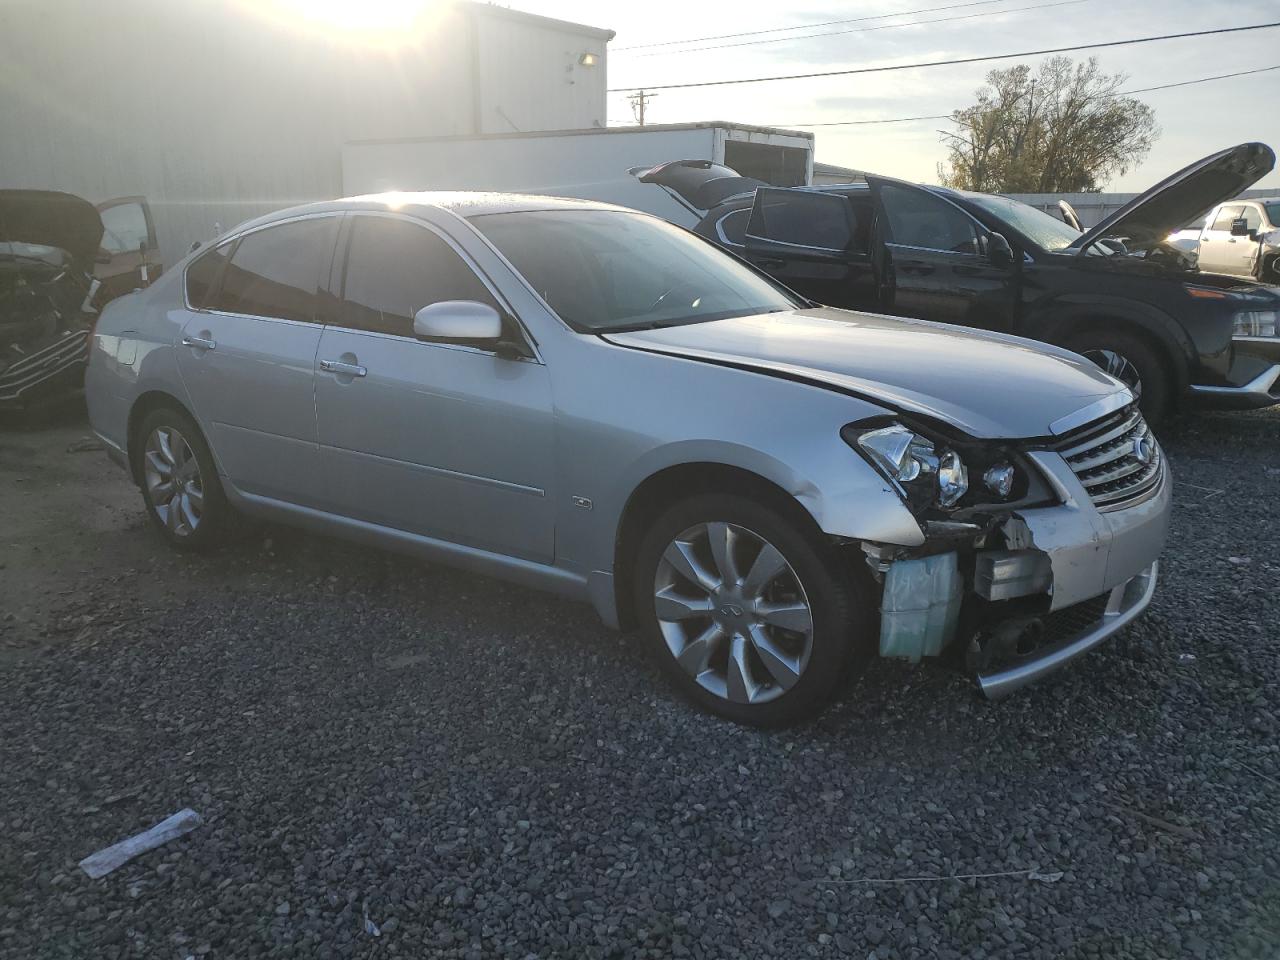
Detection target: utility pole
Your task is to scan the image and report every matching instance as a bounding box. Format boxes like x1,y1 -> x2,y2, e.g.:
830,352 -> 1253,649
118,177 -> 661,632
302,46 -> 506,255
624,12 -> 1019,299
628,89 -> 657,126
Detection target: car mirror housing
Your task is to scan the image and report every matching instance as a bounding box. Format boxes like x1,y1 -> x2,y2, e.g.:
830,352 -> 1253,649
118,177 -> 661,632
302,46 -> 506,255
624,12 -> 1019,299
413,301 -> 503,342
1230,217 -> 1251,238
986,232 -> 1015,267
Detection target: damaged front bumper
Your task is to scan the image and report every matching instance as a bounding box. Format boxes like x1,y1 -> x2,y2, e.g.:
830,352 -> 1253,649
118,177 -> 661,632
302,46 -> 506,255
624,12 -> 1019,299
865,431 -> 1171,698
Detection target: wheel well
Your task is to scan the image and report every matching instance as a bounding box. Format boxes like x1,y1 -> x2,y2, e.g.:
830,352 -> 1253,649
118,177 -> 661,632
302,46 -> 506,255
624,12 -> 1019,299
126,390 -> 192,484
1057,316 -> 1189,412
612,462 -> 821,630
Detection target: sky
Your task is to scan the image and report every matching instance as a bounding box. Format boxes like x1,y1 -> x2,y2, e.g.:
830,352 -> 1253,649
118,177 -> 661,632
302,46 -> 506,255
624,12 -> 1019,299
519,0 -> 1280,191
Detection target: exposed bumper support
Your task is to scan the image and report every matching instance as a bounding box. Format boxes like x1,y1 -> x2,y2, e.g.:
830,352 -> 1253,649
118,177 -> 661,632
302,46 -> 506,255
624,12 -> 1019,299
977,561 -> 1158,700
1188,362 -> 1280,410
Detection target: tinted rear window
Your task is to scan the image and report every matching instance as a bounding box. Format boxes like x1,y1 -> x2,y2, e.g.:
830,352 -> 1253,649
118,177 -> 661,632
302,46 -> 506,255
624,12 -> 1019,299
213,219 -> 329,322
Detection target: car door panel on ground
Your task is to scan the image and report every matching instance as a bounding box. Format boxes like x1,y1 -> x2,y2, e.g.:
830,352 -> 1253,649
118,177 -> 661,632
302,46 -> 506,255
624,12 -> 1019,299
176,216 -> 335,506
870,180 -> 1018,332
315,214 -> 555,563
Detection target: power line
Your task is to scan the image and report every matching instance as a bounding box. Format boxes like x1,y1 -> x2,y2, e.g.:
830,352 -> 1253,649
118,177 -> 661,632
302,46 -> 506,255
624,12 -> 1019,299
607,21 -> 1280,92
612,0 -> 1012,52
622,0 -> 1091,57
755,63 -> 1280,129
1121,62 -> 1280,95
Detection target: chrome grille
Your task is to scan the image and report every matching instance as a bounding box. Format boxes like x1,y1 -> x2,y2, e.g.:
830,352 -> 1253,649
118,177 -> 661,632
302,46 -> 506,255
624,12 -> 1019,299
1053,408 -> 1163,511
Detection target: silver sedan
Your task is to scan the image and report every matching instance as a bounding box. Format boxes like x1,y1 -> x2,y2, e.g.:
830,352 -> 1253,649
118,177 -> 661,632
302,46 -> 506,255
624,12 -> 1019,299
86,194 -> 1170,726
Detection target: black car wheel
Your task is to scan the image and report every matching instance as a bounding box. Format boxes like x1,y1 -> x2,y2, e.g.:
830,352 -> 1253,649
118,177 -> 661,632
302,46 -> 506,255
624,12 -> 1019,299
633,493 -> 875,727
1067,330 -> 1170,426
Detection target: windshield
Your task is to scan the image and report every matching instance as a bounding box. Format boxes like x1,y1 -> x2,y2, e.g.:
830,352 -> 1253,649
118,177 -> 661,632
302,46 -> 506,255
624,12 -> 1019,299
965,194 -> 1084,253
1266,202 -> 1280,227
470,209 -> 800,333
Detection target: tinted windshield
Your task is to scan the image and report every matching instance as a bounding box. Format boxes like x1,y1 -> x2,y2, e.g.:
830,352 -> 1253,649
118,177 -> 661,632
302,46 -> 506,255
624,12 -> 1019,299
1266,202 -> 1280,227
965,194 -> 1084,252
471,209 -> 799,333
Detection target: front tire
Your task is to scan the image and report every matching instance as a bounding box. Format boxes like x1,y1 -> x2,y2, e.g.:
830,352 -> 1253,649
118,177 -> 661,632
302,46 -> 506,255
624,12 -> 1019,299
1066,329 -> 1171,427
633,493 -> 875,727
134,406 -> 232,551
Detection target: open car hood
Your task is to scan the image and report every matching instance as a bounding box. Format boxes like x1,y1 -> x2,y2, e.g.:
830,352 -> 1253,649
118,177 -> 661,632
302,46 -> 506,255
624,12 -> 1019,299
602,307 -> 1130,440
1070,142 -> 1275,254
0,190 -> 104,265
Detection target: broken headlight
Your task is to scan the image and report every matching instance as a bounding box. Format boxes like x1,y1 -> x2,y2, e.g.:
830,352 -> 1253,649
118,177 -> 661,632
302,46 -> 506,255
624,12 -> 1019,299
845,423 -> 968,511
843,422 -> 1048,514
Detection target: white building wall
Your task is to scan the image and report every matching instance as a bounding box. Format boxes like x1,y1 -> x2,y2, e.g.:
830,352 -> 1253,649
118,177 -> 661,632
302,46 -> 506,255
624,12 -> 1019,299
0,0 -> 611,265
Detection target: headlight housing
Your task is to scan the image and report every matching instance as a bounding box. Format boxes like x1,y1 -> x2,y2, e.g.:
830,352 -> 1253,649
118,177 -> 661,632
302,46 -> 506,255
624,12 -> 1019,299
1233,310 -> 1278,338
842,421 -> 1048,515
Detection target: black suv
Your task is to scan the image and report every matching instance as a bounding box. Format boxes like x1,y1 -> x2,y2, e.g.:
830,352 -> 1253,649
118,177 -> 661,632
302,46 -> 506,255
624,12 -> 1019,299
682,143 -> 1280,424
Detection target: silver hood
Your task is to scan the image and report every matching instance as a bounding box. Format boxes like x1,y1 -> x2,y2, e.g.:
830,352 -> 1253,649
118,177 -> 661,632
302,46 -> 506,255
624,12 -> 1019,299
602,307 -> 1131,439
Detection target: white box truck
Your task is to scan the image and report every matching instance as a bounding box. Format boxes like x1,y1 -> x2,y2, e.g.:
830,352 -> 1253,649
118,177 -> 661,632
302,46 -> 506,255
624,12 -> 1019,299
341,121 -> 814,228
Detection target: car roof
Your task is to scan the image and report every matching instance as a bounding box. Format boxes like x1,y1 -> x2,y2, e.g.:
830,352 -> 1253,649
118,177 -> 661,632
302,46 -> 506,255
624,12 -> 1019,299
229,192 -> 635,237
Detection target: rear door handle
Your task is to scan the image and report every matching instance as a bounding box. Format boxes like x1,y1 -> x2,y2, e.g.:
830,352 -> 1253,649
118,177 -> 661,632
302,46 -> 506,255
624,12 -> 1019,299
320,358 -> 367,377
181,335 -> 216,350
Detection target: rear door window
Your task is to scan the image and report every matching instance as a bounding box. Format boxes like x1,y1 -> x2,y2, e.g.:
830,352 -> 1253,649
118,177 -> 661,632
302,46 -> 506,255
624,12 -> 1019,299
879,184 -> 980,254
213,218 -> 330,322
339,216 -> 497,337
1242,206 -> 1263,232
748,190 -> 854,251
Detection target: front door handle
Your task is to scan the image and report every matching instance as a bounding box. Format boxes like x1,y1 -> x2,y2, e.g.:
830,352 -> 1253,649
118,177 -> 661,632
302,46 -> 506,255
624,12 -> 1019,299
754,257 -> 786,269
320,358 -> 367,378
181,335 -> 216,350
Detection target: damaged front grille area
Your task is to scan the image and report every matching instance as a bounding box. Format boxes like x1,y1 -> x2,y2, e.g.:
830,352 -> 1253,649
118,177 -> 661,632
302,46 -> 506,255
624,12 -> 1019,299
1053,408 -> 1163,511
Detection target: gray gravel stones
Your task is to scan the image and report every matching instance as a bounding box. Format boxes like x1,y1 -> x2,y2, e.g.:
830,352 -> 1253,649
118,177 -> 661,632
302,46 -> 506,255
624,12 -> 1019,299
1,409 -> 1279,958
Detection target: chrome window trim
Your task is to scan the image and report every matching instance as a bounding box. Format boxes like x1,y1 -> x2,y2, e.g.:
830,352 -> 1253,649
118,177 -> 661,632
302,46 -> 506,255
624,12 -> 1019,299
318,321 -> 543,365
715,208 -> 749,249
336,210 -> 544,364
181,210 -> 340,317
885,242 -> 985,259
743,233 -> 849,254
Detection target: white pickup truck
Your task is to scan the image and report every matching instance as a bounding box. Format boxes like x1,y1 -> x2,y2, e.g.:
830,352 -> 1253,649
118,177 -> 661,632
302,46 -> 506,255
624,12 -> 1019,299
1169,197 -> 1280,283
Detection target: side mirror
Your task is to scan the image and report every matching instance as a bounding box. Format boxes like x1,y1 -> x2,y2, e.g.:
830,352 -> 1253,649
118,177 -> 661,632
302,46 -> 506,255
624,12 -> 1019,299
1230,217 -> 1250,237
413,300 -> 502,341
412,301 -> 531,359
986,232 -> 1015,267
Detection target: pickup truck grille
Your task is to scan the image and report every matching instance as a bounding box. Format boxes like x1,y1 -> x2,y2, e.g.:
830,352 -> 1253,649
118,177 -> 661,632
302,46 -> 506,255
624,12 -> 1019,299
1053,408 -> 1163,512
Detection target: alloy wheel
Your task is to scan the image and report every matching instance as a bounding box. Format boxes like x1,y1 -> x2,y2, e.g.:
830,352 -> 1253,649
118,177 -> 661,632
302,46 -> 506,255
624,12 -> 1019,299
1082,348 -> 1143,401
653,522 -> 814,705
143,426 -> 204,537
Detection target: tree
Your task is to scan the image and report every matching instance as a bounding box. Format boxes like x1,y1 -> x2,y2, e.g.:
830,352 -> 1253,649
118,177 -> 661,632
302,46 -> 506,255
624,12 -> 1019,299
938,57 -> 1159,193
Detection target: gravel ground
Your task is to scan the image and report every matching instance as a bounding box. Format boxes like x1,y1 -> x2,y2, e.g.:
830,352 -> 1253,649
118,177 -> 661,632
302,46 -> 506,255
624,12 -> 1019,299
1,405 -> 1278,959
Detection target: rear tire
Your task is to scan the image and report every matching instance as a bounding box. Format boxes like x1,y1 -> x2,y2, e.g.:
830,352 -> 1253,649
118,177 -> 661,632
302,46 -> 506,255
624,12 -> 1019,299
632,493 -> 875,727
134,406 -> 232,551
1065,329 -> 1171,427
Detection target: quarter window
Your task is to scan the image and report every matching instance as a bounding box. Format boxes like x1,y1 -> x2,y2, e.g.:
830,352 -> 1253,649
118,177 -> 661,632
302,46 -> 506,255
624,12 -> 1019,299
185,241 -> 233,310
340,217 -> 497,337
879,184 -> 980,254
716,208 -> 750,247
213,218 -> 329,322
